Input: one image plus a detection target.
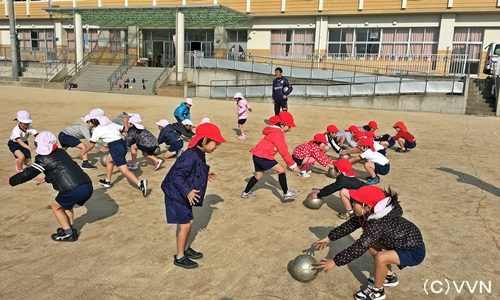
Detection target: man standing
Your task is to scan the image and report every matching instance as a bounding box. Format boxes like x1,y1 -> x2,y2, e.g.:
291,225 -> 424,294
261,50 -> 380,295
272,67 -> 293,115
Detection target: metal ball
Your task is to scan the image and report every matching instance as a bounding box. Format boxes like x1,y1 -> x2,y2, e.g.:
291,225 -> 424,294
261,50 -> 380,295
154,147 -> 161,156
340,154 -> 351,160
100,155 -> 108,167
288,254 -> 319,283
327,167 -> 337,178
303,195 -> 324,210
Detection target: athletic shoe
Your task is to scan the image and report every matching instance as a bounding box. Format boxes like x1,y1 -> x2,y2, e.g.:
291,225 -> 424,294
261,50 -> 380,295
81,161 -> 97,169
337,211 -> 354,220
51,229 -> 78,242
395,148 -> 410,153
306,170 -> 312,174
237,134 -> 246,140
99,179 -> 112,188
56,225 -> 78,240
127,162 -> 139,170
240,191 -> 256,199
354,285 -> 386,300
173,255 -> 198,269
139,179 -> 148,197
283,189 -> 300,201
298,171 -> 311,178
153,159 -> 163,171
184,247 -> 203,260
366,177 -> 380,185
367,274 -> 399,287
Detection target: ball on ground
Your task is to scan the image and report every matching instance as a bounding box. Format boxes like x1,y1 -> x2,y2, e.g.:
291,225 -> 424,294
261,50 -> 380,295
288,254 -> 319,283
303,194 -> 324,210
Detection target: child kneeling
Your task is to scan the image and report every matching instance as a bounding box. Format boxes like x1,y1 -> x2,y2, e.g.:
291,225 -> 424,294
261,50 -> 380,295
9,131 -> 93,242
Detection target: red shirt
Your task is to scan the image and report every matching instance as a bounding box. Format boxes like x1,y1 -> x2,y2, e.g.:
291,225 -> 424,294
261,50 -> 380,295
251,126 -> 296,167
392,131 -> 415,142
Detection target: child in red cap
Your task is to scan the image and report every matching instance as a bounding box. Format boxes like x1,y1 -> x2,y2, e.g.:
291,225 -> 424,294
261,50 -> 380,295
313,186 -> 425,300
307,159 -> 366,219
292,133 -> 335,178
360,120 -> 378,139
378,121 -> 416,153
241,111 -> 300,201
161,122 -> 226,269
351,138 -> 390,185
336,125 -> 361,149
323,124 -> 342,154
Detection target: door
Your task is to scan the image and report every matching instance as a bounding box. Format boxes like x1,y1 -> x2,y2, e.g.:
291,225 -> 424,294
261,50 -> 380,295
152,41 -> 164,67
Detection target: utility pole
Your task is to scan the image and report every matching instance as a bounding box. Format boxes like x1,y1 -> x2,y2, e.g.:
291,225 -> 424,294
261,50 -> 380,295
8,0 -> 20,80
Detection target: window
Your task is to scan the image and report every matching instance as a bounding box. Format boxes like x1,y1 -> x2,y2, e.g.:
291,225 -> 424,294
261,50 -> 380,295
271,29 -> 315,58
227,30 -> 248,42
66,29 -> 99,52
109,29 -> 121,53
452,27 -> 484,74
18,29 -> 54,51
328,28 -> 438,57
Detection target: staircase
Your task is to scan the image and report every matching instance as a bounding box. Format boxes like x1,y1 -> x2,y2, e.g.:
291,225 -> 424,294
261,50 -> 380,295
113,67 -> 167,95
466,78 -> 496,116
71,65 -> 119,93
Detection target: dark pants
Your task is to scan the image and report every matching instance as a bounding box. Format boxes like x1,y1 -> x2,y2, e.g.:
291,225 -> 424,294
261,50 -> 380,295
274,99 -> 288,115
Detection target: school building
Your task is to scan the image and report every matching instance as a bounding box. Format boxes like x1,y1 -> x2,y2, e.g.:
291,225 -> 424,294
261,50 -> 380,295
0,0 -> 499,77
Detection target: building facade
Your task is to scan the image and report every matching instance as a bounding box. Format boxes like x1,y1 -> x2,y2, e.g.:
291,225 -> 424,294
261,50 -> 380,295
0,0 -> 499,76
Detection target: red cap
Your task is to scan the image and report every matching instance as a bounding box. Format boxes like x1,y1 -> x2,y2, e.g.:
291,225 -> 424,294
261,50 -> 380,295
368,121 -> 378,130
349,186 -> 387,209
353,131 -> 366,141
357,137 -> 375,151
188,123 -> 226,148
312,133 -> 327,144
364,131 -> 376,139
269,115 -> 281,125
278,111 -> 296,127
347,125 -> 360,134
332,159 -> 357,177
393,121 -> 407,132
326,124 -> 339,134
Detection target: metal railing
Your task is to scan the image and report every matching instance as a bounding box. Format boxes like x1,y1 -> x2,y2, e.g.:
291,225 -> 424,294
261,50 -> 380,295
107,55 -> 130,90
152,60 -> 175,95
64,52 -> 93,88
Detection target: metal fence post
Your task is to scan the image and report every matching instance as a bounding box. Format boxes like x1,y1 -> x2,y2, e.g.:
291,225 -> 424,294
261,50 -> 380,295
398,75 -> 403,94
424,74 -> 428,94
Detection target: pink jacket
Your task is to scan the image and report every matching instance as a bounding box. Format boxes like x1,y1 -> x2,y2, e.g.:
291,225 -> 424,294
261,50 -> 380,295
251,126 -> 296,168
237,98 -> 251,120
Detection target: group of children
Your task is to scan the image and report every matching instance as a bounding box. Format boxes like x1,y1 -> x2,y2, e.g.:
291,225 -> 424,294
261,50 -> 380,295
7,94 -> 424,300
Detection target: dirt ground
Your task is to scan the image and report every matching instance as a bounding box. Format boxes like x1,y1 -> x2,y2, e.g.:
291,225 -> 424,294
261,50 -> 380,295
0,86 -> 499,299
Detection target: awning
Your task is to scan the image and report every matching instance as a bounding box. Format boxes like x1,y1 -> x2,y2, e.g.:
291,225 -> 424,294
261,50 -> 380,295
45,5 -> 252,27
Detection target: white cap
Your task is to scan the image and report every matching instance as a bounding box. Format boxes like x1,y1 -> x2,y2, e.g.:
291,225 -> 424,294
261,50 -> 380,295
89,108 -> 105,117
34,131 -> 57,155
156,119 -> 170,127
185,98 -> 193,106
182,119 -> 193,126
128,114 -> 145,130
233,92 -> 244,99
200,117 -> 211,124
83,114 -> 93,122
14,110 -> 32,124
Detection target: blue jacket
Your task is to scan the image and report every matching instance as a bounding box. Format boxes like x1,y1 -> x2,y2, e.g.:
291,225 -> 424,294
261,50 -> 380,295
272,76 -> 293,101
161,147 -> 210,208
157,124 -> 180,145
173,103 -> 191,121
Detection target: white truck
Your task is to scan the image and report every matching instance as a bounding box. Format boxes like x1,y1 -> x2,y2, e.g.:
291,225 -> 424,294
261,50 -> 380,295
483,43 -> 500,75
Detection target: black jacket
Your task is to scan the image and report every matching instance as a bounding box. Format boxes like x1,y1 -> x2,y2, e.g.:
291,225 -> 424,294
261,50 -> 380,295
328,200 -> 424,267
317,174 -> 366,198
272,76 -> 293,101
10,148 -> 91,193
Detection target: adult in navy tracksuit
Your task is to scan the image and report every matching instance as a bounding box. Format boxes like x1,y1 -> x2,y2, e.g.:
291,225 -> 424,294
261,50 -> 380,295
272,67 -> 293,115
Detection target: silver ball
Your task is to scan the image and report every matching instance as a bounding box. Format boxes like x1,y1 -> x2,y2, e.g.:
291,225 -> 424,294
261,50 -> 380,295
327,167 -> 336,178
288,254 -> 319,283
303,195 -> 324,210
154,147 -> 161,156
100,155 -> 108,167
340,154 -> 351,160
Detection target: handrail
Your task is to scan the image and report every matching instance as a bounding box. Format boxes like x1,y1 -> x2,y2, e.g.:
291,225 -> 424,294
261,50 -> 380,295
152,61 -> 175,95
107,55 -> 130,90
64,51 -> 93,88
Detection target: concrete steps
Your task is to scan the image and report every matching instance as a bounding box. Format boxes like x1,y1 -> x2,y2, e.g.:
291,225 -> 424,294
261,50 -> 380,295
465,78 -> 496,116
70,65 -> 118,93
112,67 -> 167,95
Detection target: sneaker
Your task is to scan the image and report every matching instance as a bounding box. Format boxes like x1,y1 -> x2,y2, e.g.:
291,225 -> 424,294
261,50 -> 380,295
127,162 -> 139,170
237,134 -> 246,140
99,179 -> 112,188
283,189 -> 300,201
153,159 -> 163,171
337,211 -> 354,220
139,179 -> 148,197
81,161 -> 97,169
395,148 -> 410,153
51,229 -> 78,242
306,170 -> 312,174
184,247 -> 203,260
298,171 -> 311,178
354,285 -> 386,300
367,274 -> 399,287
173,255 -> 198,269
240,191 -> 256,199
366,177 -> 380,185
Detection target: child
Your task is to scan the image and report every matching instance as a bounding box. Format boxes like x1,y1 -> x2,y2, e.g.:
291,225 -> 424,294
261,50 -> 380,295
379,121 -> 417,153
306,159 -> 366,219
173,98 -> 193,122
234,92 -> 252,140
9,131 -> 93,242
323,124 -> 342,154
8,110 -> 38,173
292,133 -> 335,178
313,186 -> 425,300
161,122 -> 226,269
240,111 -> 300,201
351,138 -> 390,185
124,114 -> 163,171
336,125 -> 359,149
360,120 -> 378,139
79,114 -> 148,196
58,120 -> 96,169
157,119 -> 195,159
341,134 -> 387,157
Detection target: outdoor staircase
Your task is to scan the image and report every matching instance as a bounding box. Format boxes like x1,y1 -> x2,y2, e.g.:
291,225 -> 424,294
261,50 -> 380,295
466,78 -> 496,116
70,65 -> 118,93
113,67 -> 167,95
